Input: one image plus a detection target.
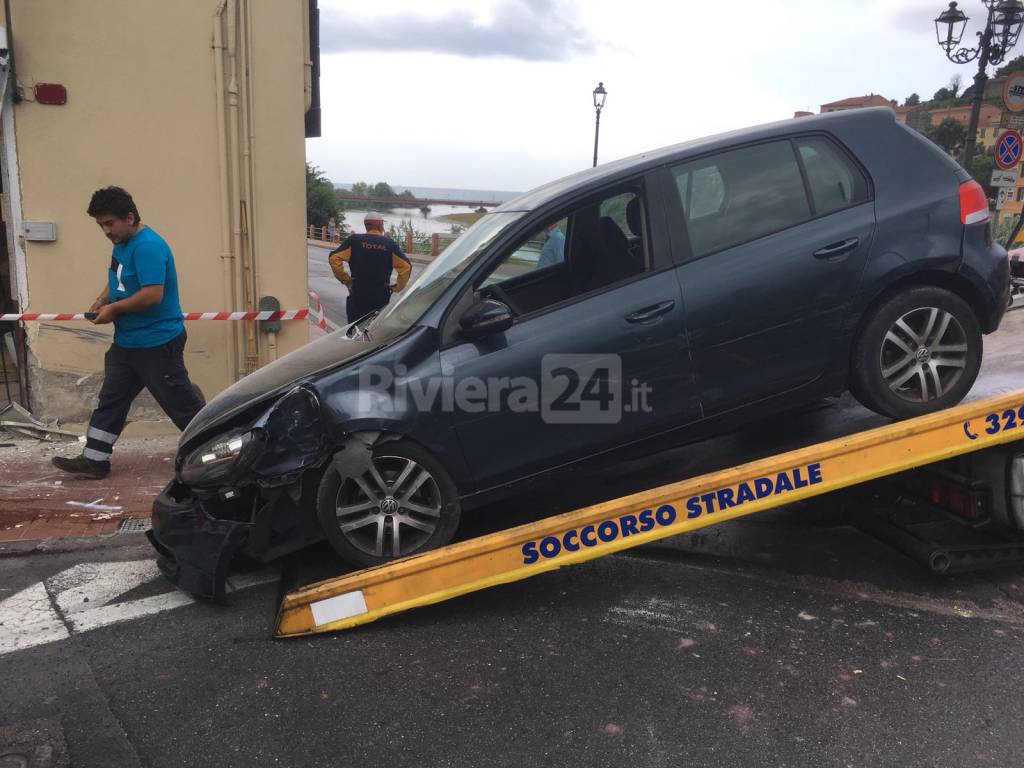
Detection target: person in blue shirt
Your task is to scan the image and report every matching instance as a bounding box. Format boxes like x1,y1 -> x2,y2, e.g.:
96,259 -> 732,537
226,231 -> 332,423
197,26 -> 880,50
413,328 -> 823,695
537,221 -> 565,268
52,187 -> 206,479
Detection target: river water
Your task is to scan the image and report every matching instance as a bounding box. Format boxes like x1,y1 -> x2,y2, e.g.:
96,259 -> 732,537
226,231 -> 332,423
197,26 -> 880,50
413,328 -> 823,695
341,204 -> 481,236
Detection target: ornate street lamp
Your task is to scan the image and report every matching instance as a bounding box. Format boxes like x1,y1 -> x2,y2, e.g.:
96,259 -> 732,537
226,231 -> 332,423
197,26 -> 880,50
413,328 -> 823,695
935,1 -> 1024,166
935,1 -> 968,52
993,0 -> 1024,49
592,82 -> 607,168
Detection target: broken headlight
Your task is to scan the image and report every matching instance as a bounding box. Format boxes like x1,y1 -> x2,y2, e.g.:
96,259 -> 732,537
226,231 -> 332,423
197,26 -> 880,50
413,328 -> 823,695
180,428 -> 267,487
252,385 -> 327,476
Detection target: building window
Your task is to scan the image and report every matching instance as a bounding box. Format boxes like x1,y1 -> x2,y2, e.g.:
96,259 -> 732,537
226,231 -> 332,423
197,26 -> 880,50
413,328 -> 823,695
1017,187 -> 1024,202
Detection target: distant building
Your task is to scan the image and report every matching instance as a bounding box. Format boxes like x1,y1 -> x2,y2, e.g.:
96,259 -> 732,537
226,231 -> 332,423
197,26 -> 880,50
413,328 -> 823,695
793,110 -> 814,118
819,94 -> 896,113
893,105 -> 914,125
976,110 -> 1005,150
905,107 -> 934,132
928,102 -> 1002,129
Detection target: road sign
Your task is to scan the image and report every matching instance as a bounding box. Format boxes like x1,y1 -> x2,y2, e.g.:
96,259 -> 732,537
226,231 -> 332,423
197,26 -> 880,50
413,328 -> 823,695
1005,71 -> 1024,113
992,168 -> 1019,187
1000,112 -> 1024,131
997,186 -> 1015,210
996,130 -> 1023,169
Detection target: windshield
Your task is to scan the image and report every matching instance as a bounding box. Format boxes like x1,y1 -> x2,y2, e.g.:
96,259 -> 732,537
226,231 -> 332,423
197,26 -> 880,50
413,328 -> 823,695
369,211 -> 525,335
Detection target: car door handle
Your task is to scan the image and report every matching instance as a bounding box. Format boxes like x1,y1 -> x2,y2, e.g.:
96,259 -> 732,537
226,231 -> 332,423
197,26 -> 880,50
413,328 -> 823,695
625,300 -> 675,323
813,237 -> 859,261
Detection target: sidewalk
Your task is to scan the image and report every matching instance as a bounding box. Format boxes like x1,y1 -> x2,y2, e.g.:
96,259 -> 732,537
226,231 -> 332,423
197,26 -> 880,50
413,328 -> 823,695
0,435 -> 178,544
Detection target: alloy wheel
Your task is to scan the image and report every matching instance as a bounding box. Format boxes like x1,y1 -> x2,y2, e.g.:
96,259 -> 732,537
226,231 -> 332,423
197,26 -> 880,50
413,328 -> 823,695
333,455 -> 443,558
879,306 -> 968,403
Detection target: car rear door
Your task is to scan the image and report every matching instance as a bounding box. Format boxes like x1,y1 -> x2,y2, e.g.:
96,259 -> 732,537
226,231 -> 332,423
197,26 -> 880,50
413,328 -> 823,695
665,135 -> 876,416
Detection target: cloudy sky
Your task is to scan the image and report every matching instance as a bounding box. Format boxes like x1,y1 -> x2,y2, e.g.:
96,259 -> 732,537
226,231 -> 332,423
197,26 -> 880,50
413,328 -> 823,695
306,0 -> 980,193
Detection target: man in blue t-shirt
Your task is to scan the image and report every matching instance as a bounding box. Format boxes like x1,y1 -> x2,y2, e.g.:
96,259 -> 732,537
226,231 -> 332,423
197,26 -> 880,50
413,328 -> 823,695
537,221 -> 565,268
53,187 -> 206,479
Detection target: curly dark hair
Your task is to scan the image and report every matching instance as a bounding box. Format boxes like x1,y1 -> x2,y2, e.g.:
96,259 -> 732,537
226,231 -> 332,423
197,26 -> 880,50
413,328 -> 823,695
86,186 -> 141,223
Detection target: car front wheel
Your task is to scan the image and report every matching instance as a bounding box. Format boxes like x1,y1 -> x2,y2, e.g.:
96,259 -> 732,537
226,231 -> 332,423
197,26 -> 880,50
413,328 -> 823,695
316,439 -> 461,568
850,286 -> 982,420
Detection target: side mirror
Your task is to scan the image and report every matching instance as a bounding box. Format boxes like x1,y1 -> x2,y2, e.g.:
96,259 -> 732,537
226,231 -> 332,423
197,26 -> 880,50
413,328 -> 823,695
460,298 -> 513,339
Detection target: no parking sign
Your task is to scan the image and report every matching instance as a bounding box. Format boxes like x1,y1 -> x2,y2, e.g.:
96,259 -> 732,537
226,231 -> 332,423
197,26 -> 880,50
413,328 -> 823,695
996,130 -> 1023,170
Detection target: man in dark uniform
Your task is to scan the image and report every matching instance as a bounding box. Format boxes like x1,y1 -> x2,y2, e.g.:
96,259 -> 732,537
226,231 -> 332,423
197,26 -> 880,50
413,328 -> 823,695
52,186 -> 206,479
329,212 -> 412,323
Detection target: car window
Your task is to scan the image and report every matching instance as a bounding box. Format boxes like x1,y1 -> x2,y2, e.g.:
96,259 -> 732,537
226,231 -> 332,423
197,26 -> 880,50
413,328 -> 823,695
477,188 -> 650,316
599,192 -> 635,234
672,140 -> 811,258
796,136 -> 869,216
481,219 -> 567,287
369,211 -> 524,335
677,165 -> 725,220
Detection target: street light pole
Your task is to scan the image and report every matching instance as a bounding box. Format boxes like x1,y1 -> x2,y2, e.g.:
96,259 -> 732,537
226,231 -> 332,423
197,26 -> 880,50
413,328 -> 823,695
592,82 -> 607,168
964,16 -> 995,165
935,1 -> 1024,168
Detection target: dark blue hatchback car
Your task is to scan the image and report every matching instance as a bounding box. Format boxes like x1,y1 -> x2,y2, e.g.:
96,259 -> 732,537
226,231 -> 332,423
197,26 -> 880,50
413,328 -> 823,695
150,108 -> 1010,596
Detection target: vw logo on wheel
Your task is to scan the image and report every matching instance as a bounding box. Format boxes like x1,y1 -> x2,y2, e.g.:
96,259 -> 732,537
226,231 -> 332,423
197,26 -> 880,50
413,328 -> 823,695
379,497 -> 401,515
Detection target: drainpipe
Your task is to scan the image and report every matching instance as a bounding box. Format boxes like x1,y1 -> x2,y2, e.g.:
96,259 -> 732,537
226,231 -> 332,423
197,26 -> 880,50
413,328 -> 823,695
212,0 -> 238,383
237,0 -> 259,371
302,0 -> 312,113
225,0 -> 256,375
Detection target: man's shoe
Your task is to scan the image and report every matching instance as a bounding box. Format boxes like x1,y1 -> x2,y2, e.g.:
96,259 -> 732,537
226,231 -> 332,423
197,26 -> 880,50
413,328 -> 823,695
52,454 -> 110,479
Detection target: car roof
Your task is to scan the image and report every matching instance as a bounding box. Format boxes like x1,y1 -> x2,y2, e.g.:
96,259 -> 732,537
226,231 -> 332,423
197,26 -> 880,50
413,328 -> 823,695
495,107 -> 896,213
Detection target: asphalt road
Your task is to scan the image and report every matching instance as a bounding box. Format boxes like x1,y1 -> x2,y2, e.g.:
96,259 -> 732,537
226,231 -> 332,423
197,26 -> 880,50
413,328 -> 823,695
3,518 -> 1024,768
2,289 -> 1022,767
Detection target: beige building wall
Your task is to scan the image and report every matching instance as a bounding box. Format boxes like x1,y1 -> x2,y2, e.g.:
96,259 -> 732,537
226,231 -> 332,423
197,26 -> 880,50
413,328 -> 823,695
5,0 -> 310,430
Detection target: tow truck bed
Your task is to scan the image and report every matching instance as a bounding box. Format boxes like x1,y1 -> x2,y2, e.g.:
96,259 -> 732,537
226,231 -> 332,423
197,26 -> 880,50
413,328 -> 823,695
274,312 -> 1024,637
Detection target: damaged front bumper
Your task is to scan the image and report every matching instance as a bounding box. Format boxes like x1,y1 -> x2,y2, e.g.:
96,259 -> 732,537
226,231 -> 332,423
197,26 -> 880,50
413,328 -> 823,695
148,480 -> 251,600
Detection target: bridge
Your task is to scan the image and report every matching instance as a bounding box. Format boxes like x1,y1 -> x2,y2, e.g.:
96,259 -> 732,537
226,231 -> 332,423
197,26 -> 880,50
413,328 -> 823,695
335,193 -> 505,208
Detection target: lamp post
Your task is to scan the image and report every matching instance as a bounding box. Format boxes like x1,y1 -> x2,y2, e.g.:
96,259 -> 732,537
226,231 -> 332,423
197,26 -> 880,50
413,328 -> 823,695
592,82 -> 607,168
935,1 -> 1024,167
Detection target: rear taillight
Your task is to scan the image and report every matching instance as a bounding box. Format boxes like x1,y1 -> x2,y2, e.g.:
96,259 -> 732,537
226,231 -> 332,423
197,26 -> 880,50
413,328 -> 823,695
960,179 -> 990,226
903,471 -> 991,521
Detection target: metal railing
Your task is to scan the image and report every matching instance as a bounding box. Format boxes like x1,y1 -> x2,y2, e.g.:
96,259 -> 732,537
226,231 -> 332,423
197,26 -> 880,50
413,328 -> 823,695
307,226 -> 457,257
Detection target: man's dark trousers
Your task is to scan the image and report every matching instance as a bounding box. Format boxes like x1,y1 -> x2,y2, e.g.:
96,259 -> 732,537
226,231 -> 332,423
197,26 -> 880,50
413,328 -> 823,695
83,330 -> 205,462
346,283 -> 391,323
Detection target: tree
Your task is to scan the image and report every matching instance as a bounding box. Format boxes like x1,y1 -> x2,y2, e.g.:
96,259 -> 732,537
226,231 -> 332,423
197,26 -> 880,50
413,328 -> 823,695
933,86 -> 953,101
306,163 -> 343,230
969,147 -> 997,198
996,54 -> 1024,77
370,181 -> 397,198
924,117 -> 968,155
904,93 -> 920,106
949,73 -> 963,98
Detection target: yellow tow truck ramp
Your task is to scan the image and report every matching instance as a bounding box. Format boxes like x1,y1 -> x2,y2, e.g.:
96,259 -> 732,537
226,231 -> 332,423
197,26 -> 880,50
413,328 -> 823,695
275,390 -> 1024,638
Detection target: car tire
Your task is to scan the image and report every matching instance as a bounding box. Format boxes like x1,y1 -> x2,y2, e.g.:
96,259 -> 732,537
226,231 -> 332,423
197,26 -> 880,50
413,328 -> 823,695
316,439 -> 461,569
849,286 -> 982,420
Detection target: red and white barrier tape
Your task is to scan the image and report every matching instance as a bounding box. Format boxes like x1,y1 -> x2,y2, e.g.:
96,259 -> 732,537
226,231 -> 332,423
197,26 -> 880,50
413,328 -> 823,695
308,290 -> 328,331
0,309 -> 310,322
2,291 -> 335,324
3,291 -> 344,332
